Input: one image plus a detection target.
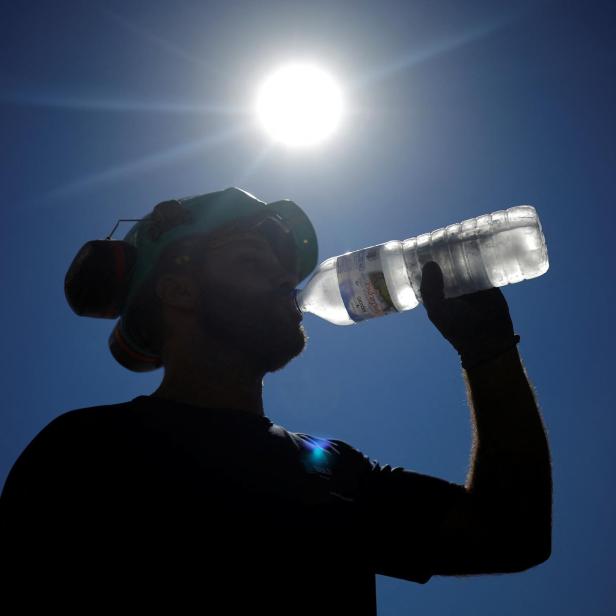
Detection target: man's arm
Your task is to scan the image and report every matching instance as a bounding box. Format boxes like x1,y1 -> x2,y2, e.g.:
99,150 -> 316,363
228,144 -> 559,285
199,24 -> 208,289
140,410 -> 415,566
429,345 -> 552,575
419,261 -> 552,575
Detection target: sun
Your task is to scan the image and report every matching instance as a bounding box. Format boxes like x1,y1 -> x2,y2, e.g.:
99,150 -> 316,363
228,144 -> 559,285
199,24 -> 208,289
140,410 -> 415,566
255,63 -> 344,148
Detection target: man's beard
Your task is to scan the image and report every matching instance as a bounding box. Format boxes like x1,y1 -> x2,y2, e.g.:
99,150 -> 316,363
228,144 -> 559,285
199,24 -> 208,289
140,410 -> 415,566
249,317 -> 307,373
200,292 -> 308,374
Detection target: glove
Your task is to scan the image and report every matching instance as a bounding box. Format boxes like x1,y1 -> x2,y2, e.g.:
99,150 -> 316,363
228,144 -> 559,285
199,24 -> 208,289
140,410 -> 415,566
419,261 -> 520,371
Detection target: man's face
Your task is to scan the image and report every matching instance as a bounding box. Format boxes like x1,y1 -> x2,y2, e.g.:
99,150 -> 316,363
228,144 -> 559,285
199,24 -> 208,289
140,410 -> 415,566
190,225 -> 307,374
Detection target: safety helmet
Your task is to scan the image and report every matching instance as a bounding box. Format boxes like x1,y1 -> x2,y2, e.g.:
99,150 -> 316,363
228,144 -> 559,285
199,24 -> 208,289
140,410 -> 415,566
64,187 -> 318,372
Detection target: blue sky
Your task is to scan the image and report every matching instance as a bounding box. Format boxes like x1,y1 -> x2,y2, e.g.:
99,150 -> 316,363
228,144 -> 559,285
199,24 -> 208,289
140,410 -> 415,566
1,1 -> 614,613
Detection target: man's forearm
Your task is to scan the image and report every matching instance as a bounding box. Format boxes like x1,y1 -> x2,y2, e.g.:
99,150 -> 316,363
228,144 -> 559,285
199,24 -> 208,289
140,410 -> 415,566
463,345 -> 552,562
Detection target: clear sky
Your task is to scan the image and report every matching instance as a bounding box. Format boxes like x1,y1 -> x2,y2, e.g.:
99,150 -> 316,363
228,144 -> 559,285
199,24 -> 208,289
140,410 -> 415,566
1,1 -> 614,613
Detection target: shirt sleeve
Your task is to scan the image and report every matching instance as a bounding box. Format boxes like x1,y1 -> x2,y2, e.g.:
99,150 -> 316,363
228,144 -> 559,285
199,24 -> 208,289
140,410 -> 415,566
1,413 -> 90,536
328,439 -> 468,584
0,411 -> 142,606
0,411 -> 118,570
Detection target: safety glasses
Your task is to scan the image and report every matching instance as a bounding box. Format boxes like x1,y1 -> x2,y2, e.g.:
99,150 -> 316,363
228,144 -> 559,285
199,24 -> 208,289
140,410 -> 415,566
251,214 -> 299,277
191,212 -> 300,278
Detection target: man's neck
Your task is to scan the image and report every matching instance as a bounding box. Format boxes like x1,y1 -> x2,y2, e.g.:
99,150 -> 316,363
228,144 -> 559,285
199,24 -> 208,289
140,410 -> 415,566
152,360 -> 265,417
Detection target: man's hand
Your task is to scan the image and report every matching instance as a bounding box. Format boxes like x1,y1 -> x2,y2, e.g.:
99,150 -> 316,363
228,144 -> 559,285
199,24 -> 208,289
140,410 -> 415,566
419,261 -> 520,370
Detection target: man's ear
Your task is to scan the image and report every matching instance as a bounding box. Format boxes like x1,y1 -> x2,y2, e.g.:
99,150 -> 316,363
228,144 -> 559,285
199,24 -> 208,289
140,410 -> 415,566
156,274 -> 198,310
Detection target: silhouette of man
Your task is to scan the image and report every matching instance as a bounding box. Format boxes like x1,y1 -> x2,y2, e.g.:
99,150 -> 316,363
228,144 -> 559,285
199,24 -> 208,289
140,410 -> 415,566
1,188 -> 552,614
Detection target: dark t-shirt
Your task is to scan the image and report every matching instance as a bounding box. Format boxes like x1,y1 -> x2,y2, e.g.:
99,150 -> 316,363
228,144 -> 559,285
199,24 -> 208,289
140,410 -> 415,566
1,395 -> 467,613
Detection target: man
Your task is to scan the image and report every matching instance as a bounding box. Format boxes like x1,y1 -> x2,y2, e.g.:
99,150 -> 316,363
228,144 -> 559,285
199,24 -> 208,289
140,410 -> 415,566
1,188 -> 551,614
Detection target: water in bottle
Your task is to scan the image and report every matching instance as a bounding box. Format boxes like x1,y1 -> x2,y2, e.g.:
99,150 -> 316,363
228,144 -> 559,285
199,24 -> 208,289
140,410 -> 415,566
294,205 -> 549,326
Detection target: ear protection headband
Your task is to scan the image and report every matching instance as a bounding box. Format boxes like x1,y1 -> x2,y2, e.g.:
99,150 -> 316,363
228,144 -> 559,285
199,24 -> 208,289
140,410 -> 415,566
64,187 -> 318,372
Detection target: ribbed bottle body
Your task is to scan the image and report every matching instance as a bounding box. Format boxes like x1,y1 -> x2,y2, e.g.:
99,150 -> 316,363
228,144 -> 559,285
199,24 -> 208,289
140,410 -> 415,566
403,205 -> 549,302
295,205 -> 548,325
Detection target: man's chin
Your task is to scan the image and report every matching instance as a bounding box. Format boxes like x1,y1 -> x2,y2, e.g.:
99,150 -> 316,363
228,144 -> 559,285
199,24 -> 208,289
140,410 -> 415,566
258,322 -> 307,374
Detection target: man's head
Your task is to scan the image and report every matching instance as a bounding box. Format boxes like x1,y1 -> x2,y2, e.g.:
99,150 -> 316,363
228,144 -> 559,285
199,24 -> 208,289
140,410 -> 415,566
127,212 -> 307,376
114,188 -> 317,374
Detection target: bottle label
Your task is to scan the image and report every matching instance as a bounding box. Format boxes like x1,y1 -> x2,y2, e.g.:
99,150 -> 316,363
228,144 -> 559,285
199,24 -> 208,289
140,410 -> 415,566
336,246 -> 397,322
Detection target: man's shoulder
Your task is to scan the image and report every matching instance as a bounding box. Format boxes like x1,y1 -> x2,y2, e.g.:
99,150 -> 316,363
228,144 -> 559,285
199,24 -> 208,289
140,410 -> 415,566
1,399 -> 140,502
54,398 -> 137,423
24,398 -> 141,453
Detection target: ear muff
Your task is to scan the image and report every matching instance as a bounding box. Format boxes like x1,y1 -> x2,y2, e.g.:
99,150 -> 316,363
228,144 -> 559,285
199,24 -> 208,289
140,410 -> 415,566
64,240 -> 137,319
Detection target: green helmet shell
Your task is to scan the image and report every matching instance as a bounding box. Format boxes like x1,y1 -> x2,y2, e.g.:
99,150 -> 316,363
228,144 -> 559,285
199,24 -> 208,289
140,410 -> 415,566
122,186 -> 318,310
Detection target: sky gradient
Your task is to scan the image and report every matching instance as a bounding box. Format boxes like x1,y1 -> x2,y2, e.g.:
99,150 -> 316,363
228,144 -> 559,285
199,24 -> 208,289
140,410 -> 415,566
1,1 -> 614,613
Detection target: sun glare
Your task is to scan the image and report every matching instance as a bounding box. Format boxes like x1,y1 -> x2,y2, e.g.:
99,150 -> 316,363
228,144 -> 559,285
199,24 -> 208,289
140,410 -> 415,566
255,63 -> 344,148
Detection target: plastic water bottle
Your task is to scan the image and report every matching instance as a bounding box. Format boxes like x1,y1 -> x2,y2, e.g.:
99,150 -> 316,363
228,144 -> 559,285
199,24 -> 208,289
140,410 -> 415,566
294,205 -> 549,326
